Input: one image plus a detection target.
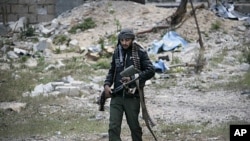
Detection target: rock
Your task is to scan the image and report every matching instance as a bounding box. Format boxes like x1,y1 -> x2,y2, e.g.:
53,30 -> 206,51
7,51 -> 19,59
69,39 -> 79,48
24,58 -> 38,68
0,102 -> 26,113
9,17 -> 27,32
13,47 -> 28,55
30,83 -> 54,97
237,25 -> 247,32
85,52 -> 100,61
238,63 -> 250,71
34,40 -> 52,52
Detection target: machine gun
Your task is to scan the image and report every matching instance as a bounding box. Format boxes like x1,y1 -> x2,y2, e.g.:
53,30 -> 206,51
98,65 -> 140,111
98,65 -> 158,140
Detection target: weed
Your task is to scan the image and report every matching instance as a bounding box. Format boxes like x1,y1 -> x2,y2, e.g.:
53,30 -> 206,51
53,34 -> 70,45
108,33 -> 118,46
109,8 -> 115,14
242,45 -> 250,64
19,19 -> 35,40
210,70 -> 250,90
93,58 -> 111,70
209,48 -> 228,67
54,48 -> 61,54
30,37 -> 39,43
20,27 -> 35,38
234,70 -> 250,89
107,1 -> 112,7
210,20 -> 221,31
114,18 -> 121,32
158,121 -> 248,141
69,17 -> 96,34
19,56 -> 28,63
0,70 -> 38,101
0,96 -> 108,138
171,56 -> 182,65
37,56 -> 45,66
98,37 -> 105,50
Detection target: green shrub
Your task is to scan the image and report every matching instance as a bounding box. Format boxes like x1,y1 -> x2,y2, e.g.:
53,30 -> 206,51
93,58 -> 111,70
98,37 -> 105,50
243,47 -> 250,64
53,34 -> 70,45
69,17 -> 96,34
210,20 -> 221,31
108,33 -> 118,46
0,70 -> 37,101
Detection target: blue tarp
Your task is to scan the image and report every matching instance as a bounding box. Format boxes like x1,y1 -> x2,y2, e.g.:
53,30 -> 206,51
153,59 -> 169,73
211,2 -> 250,21
148,31 -> 188,54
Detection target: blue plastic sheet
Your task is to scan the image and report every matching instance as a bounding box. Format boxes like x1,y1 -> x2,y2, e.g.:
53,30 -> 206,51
153,59 -> 169,73
211,2 -> 250,21
148,31 -> 188,54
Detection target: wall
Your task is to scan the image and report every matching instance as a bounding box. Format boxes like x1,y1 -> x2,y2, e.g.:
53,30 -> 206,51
0,0 -> 249,24
0,0 -> 56,24
55,0 -> 88,17
0,0 -> 142,24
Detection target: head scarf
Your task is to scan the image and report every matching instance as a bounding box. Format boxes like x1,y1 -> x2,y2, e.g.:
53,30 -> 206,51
118,28 -> 135,40
117,28 -> 135,67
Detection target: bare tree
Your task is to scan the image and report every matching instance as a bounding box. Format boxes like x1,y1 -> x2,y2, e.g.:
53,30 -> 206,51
189,0 -> 205,73
136,0 -> 206,73
170,0 -> 188,26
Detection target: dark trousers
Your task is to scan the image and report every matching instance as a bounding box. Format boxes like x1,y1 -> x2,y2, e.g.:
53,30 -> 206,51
109,96 -> 142,141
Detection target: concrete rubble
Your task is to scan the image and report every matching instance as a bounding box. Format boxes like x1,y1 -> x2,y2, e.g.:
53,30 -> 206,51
0,2 -> 249,140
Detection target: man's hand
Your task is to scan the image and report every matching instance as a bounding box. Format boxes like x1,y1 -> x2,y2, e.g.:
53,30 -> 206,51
120,77 -> 131,83
104,85 -> 112,98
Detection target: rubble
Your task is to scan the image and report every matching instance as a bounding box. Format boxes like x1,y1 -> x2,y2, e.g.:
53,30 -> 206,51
0,1 -> 249,140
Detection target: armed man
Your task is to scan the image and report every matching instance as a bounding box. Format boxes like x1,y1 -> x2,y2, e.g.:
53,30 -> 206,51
103,28 -> 155,141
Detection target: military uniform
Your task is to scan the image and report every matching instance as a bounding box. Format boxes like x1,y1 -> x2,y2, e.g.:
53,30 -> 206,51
104,28 -> 155,141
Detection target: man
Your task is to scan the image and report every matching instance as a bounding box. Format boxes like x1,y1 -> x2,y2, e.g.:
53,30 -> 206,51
104,28 -> 155,141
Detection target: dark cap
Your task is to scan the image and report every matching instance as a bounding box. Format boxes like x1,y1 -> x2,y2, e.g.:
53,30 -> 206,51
118,28 -> 135,40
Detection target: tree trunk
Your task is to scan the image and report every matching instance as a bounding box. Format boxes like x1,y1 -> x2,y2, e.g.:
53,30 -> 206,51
189,0 -> 205,73
170,0 -> 188,26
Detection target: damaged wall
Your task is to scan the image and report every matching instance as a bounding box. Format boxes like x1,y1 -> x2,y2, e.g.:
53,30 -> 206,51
0,0 -> 56,24
0,0 -> 249,24
55,0 -> 91,17
0,0 -> 144,24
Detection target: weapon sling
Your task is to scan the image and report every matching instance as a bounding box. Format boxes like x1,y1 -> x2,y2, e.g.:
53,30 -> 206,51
135,75 -> 157,141
132,42 -> 158,141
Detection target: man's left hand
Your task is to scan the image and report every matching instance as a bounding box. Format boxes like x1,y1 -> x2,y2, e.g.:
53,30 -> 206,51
121,77 -> 131,83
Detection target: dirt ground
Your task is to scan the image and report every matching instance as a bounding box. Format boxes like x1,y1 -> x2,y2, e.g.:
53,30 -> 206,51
52,1 -> 250,140
1,1 -> 249,141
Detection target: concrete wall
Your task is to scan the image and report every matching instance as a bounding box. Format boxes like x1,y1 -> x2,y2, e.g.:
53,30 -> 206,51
0,0 -> 249,24
0,0 -> 143,23
55,0 -> 89,17
0,0 -> 101,23
0,0 -> 56,24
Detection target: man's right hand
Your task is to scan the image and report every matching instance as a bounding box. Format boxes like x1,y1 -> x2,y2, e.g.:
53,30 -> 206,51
104,85 -> 112,98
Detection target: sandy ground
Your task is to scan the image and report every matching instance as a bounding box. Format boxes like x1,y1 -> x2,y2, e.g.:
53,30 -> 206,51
1,1 -> 249,141
56,1 -> 250,140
